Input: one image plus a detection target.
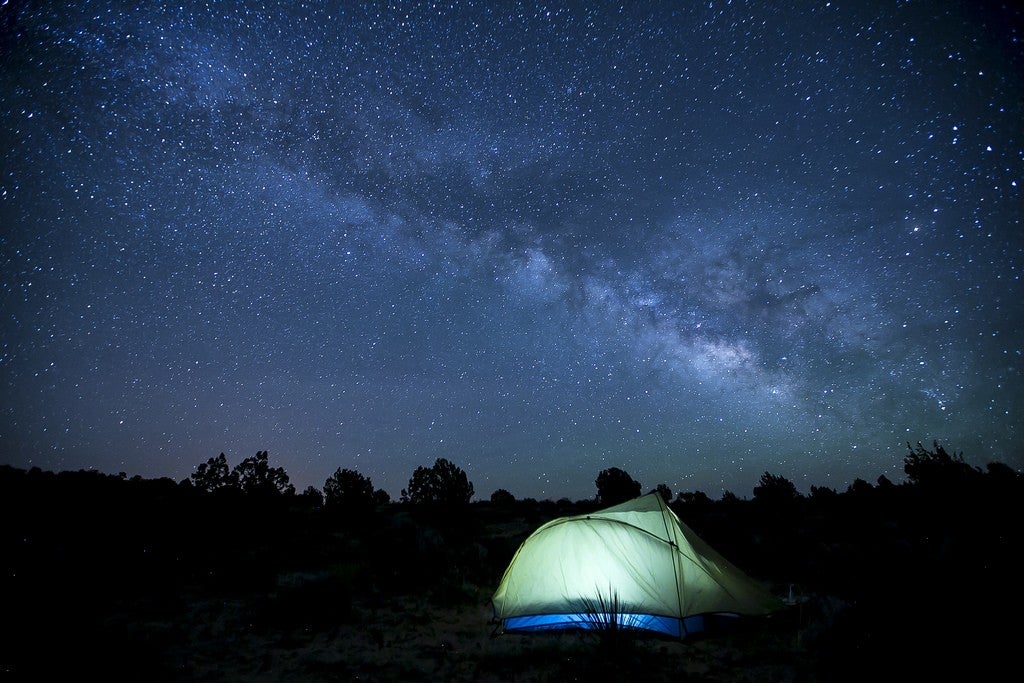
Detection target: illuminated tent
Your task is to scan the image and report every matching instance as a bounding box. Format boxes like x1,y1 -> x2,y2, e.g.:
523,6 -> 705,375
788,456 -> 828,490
491,492 -> 782,638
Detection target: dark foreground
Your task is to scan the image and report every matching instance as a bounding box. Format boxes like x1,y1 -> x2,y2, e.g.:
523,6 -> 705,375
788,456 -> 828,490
2,465 -> 1021,681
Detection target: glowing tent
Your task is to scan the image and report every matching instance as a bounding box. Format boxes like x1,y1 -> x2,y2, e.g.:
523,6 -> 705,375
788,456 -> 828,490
491,492 -> 782,638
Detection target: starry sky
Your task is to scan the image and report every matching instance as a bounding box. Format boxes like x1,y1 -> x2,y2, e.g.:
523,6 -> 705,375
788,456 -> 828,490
2,0 -> 1022,501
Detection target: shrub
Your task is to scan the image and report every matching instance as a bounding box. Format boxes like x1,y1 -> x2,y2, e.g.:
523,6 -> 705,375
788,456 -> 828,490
595,467 -> 641,505
324,468 -> 376,509
401,458 -> 474,505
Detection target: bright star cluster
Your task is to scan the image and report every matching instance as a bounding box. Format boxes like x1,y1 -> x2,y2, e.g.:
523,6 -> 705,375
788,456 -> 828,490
1,1 -> 1021,500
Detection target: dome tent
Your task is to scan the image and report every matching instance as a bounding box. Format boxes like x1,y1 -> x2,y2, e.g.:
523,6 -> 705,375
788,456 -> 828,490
491,492 -> 782,638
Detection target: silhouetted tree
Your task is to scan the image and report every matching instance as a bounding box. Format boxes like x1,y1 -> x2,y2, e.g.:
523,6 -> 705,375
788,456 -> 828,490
300,485 -> 324,508
676,490 -> 711,505
233,450 -> 295,496
809,484 -> 838,500
720,490 -> 740,503
651,483 -> 672,503
752,471 -> 800,504
490,488 -> 515,505
982,461 -> 1024,497
846,478 -> 874,496
401,458 -> 474,504
595,467 -> 641,505
985,461 -> 1017,480
323,468 -> 376,509
190,453 -> 238,493
372,488 -> 391,505
904,441 -> 980,488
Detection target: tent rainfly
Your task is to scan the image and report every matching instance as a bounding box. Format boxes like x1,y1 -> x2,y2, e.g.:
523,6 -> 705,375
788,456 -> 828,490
491,492 -> 782,638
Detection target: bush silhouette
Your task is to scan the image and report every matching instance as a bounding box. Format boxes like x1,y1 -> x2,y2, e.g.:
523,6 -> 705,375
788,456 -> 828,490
752,471 -> 800,504
233,451 -> 295,496
490,488 -> 515,505
809,484 -> 838,500
323,468 -> 376,509
401,458 -> 474,504
595,467 -> 641,505
845,478 -> 874,497
190,453 -> 238,493
676,490 -> 711,505
300,485 -> 324,508
904,441 -> 980,489
651,483 -> 672,503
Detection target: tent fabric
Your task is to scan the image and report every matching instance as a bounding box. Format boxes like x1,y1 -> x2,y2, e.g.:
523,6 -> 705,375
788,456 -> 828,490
491,493 -> 781,638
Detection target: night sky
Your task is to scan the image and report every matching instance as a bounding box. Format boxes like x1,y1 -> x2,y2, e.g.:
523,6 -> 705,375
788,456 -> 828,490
2,1 -> 1022,501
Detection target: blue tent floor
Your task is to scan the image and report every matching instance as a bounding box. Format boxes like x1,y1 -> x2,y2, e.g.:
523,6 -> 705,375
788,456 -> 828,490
501,612 -> 741,639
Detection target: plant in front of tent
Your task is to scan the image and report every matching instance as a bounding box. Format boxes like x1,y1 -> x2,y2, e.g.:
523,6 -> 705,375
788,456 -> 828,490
578,588 -> 637,660
579,588 -> 624,632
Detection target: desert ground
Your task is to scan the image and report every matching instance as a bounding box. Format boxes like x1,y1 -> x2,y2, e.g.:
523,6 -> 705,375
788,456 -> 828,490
3,464 -> 1020,681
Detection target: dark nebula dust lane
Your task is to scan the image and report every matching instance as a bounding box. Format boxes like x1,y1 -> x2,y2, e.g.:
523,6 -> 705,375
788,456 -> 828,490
1,0 -> 1022,499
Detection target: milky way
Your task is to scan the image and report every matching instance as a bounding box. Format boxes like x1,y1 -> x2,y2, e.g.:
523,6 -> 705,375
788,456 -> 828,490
2,1 -> 1022,500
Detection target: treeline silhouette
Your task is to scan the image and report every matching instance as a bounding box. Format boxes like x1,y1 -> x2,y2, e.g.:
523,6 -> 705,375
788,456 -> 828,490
1,442 -> 1021,680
